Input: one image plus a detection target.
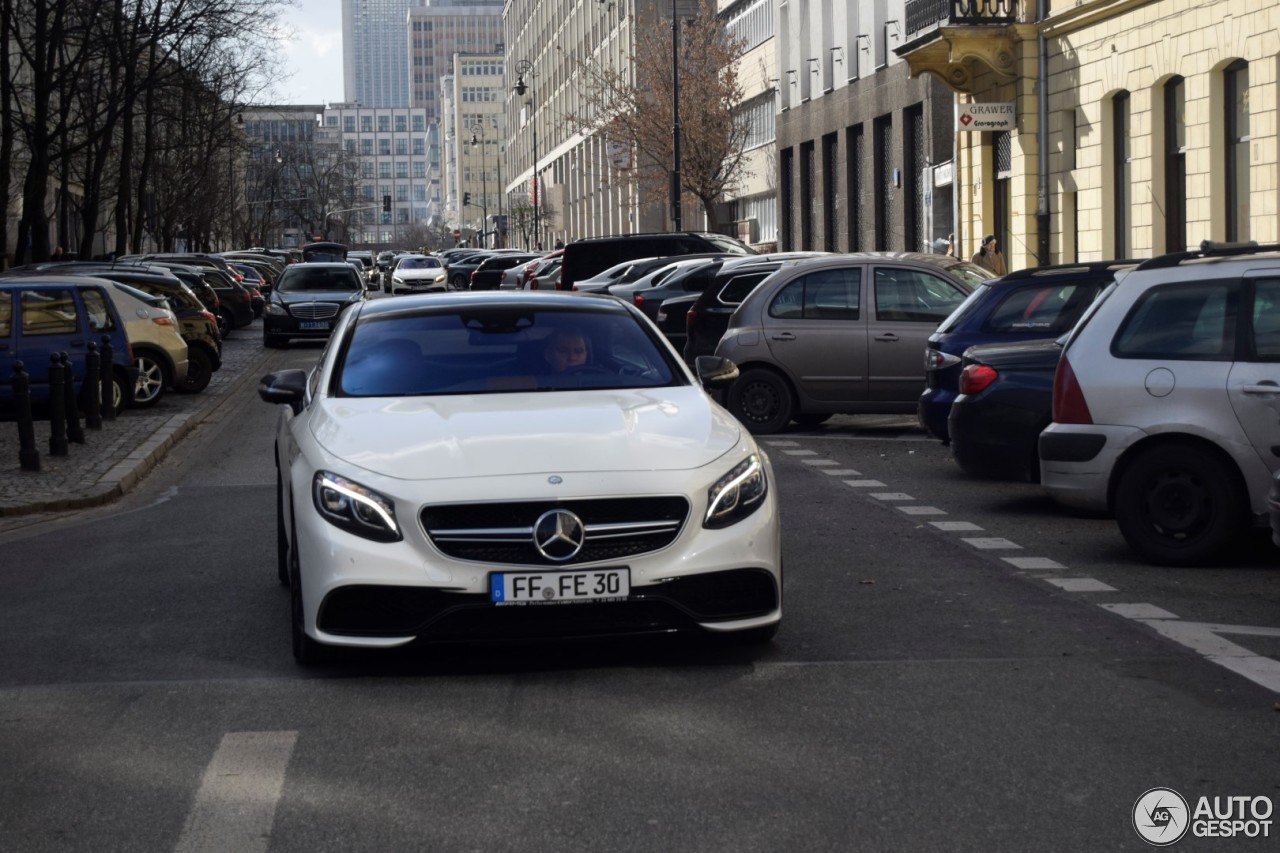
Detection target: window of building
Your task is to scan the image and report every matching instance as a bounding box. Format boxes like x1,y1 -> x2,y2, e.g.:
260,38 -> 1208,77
378,139 -> 391,156
993,130 -> 1013,259
822,133 -> 838,253
800,141 -> 815,251
874,115 -> 892,251
780,147 -> 794,249
847,124 -> 864,252
326,115 -> 338,127
413,161 -> 426,178
413,139 -> 425,156
395,138 -> 408,156
361,162 -> 374,178
360,116 -> 373,133
395,115 -> 407,132
396,161 -> 408,178
1110,93 -> 1130,256
1225,60 -> 1250,241
1164,77 -> 1187,252
905,105 -> 924,253
377,115 -> 391,132
412,115 -> 425,132
378,162 -> 391,178
361,139 -> 374,156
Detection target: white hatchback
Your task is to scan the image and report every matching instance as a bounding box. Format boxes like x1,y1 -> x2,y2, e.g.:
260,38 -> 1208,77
259,291 -> 781,663
1039,242 -> 1280,565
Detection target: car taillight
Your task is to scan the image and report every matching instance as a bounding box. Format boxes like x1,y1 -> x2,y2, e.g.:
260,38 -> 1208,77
959,364 -> 997,395
634,294 -> 645,308
470,270 -> 478,280
240,291 -> 251,302
201,310 -> 216,323
529,277 -> 539,290
251,288 -> 262,298
924,348 -> 962,371
1052,355 -> 1093,424
151,316 -> 175,326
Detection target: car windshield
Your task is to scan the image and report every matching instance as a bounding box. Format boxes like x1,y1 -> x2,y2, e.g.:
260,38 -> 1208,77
336,306 -> 683,397
277,268 -> 361,293
398,257 -> 440,270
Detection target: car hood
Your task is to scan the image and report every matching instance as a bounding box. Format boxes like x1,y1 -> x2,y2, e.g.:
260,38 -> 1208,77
275,289 -> 363,304
964,336 -> 1063,368
308,387 -> 742,480
394,267 -> 445,279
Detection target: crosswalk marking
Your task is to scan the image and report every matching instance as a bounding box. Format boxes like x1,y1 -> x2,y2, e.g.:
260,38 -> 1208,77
173,731 -> 298,853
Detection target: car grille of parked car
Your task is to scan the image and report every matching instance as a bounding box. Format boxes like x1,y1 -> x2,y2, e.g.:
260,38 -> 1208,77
289,302 -> 342,320
421,496 -> 690,566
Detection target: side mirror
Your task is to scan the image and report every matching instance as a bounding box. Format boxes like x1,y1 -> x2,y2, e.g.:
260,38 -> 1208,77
257,369 -> 308,415
695,356 -> 739,388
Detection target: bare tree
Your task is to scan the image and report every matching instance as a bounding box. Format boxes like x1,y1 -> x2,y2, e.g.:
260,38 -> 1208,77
567,0 -> 749,232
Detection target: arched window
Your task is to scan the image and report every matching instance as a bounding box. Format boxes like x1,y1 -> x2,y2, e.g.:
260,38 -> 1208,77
1224,60 -> 1250,241
1112,91 -> 1131,257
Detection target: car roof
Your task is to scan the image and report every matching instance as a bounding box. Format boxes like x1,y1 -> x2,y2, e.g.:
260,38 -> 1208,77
354,290 -> 624,320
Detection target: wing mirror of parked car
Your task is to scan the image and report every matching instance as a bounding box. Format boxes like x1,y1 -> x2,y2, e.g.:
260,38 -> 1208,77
695,356 -> 739,388
257,369 -> 309,414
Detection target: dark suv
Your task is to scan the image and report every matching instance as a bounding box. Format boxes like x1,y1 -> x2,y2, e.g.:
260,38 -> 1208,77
559,232 -> 755,291
918,260 -> 1137,442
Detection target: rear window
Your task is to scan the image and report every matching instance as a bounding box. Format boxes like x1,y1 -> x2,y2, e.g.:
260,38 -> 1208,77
718,271 -> 772,305
982,281 -> 1106,334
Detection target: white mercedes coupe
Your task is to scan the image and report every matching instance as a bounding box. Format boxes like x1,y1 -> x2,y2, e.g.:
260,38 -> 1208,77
259,291 -> 782,663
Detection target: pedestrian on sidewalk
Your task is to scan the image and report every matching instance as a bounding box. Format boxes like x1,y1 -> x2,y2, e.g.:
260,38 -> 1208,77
971,234 -> 1006,276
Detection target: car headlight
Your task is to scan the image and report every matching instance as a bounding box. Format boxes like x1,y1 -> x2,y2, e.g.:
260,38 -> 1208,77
704,454 -> 767,529
433,273 -> 446,282
312,471 -> 402,542
265,302 -> 287,316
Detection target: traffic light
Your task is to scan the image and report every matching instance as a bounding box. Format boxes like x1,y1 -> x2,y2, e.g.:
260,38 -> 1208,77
463,192 -> 472,206
382,194 -> 391,213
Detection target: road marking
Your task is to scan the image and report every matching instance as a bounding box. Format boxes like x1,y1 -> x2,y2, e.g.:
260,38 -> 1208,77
822,469 -> 863,476
930,521 -> 984,531
803,459 -> 840,466
961,537 -> 1021,550
1043,578 -> 1117,592
1003,557 -> 1068,570
870,492 -> 914,501
783,449 -> 819,456
898,506 -> 946,515
1136,620 -> 1280,694
764,440 -> 799,447
1102,603 -> 1179,620
173,731 -> 298,853
842,479 -> 886,488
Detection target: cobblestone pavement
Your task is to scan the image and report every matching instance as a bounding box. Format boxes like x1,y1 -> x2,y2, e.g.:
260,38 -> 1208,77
0,319 -> 274,518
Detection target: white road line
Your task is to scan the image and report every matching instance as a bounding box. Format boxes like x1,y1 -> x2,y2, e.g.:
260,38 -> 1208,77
898,506 -> 947,515
1137,620 -> 1280,694
961,537 -> 1021,550
842,479 -> 887,488
822,469 -> 863,476
764,440 -> 799,447
1043,578 -> 1117,592
930,521 -> 984,531
1102,603 -> 1179,620
870,493 -> 914,501
803,459 -> 840,466
173,731 -> 298,853
1003,557 -> 1068,570
783,449 -> 818,456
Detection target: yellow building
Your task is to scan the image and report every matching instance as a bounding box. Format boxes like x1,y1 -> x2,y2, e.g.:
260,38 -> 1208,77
899,0 -> 1278,268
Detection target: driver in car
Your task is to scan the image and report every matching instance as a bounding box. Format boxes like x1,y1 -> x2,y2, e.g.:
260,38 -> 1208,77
543,328 -> 591,373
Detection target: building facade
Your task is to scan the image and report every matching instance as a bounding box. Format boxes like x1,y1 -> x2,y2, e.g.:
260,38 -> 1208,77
721,0 -> 780,248
342,0 -> 414,108
898,0 -> 1279,269
440,52 -> 507,244
409,0 -> 505,121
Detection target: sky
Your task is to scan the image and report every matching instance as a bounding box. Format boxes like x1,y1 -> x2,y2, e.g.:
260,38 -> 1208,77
272,0 -> 346,105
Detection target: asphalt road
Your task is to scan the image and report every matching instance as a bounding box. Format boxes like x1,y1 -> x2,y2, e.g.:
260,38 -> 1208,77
1,350 -> 1277,852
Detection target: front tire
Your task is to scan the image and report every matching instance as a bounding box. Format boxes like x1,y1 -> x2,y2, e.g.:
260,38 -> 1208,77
727,369 -> 795,435
1114,442 -> 1245,566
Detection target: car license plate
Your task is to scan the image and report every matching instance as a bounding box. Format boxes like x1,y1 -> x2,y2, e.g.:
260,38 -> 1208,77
490,568 -> 629,605
299,321 -> 330,330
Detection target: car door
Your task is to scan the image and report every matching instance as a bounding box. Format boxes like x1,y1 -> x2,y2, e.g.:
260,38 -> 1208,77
13,285 -> 88,393
762,265 -> 867,402
1228,275 -> 1280,479
870,266 -> 969,402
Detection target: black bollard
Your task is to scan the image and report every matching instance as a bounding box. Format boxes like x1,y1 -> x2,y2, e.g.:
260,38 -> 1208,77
13,361 -> 40,471
84,342 -> 102,430
48,353 -> 69,456
62,353 -> 85,444
99,334 -> 116,420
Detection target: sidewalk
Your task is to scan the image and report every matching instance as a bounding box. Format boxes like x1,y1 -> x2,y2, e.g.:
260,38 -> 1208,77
0,324 -> 274,517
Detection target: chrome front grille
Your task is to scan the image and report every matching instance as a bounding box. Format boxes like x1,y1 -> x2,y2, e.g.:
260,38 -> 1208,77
422,497 -> 690,566
289,302 -> 341,320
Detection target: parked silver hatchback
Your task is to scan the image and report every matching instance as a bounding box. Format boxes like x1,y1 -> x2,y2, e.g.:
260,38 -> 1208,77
714,253 -> 990,433
1040,241 -> 1280,565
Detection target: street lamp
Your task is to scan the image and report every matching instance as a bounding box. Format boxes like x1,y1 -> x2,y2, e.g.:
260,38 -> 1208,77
513,59 -> 541,250
470,124 -> 490,249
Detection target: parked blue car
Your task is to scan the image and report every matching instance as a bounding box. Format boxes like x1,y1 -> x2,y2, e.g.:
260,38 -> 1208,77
917,260 -> 1136,442
0,277 -> 136,417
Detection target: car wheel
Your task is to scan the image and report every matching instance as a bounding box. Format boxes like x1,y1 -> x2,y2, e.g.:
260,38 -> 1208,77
450,274 -> 468,290
131,353 -> 167,408
1114,442 -> 1245,566
177,347 -> 213,394
276,464 -> 290,587
792,413 -> 832,428
727,369 -> 795,435
289,516 -> 327,665
218,308 -> 235,336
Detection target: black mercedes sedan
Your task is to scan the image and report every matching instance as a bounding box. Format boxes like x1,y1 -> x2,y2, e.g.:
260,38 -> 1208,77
263,262 -> 367,348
